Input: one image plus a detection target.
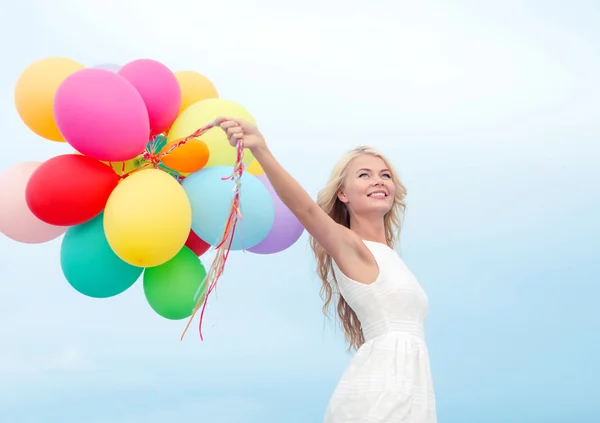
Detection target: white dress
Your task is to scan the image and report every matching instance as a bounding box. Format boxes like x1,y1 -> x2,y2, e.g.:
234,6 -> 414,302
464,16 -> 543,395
323,240 -> 437,423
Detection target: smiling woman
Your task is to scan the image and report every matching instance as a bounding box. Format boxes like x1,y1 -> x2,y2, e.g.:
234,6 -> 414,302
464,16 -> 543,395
215,117 -> 436,422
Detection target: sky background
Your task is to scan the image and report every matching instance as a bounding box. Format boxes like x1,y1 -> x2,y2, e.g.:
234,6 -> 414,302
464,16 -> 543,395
1,0 -> 599,422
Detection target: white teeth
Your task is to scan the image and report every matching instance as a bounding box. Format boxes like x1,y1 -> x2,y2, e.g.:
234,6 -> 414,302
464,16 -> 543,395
369,192 -> 386,198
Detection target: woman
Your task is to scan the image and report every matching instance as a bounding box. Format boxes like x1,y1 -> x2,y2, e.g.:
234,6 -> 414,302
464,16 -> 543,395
216,117 -> 437,422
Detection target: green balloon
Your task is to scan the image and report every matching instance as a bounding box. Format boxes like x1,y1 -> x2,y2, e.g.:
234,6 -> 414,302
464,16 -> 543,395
143,246 -> 207,320
60,213 -> 143,298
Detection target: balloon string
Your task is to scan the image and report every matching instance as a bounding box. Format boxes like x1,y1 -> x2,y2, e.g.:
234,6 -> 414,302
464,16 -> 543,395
118,122 -> 217,179
180,138 -> 245,341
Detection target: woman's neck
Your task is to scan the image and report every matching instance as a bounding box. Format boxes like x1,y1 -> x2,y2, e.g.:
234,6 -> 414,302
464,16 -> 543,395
349,214 -> 387,245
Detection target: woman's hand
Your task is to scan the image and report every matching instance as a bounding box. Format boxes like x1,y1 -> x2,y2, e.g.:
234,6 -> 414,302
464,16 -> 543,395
214,116 -> 267,153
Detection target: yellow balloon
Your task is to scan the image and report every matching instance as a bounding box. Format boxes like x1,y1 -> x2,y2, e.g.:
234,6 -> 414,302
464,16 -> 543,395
246,159 -> 265,176
103,155 -> 147,176
73,150 -> 147,176
14,57 -> 85,142
174,70 -> 219,113
167,98 -> 255,168
103,169 -> 192,267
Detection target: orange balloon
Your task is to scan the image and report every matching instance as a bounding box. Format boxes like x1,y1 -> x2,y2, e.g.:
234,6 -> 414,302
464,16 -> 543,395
174,71 -> 218,113
14,57 -> 85,142
161,139 -> 210,173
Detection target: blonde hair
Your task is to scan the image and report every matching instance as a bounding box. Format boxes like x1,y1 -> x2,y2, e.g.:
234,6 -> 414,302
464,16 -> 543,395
309,146 -> 407,351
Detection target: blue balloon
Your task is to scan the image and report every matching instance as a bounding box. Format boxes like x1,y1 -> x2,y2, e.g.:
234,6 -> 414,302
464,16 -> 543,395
182,166 -> 274,250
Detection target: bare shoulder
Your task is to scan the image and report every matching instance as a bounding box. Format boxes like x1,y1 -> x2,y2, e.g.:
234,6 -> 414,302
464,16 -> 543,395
301,203 -> 379,285
326,228 -> 380,286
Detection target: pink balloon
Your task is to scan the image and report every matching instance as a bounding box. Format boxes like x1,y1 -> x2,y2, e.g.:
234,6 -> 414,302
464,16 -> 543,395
0,162 -> 67,243
54,68 -> 150,162
118,59 -> 181,135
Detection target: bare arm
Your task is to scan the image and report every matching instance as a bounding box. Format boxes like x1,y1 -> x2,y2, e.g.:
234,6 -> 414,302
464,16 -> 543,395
251,144 -> 359,260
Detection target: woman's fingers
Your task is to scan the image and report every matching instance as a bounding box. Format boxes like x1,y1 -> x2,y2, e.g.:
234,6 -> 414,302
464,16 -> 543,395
225,126 -> 243,146
226,126 -> 243,137
214,116 -> 234,127
216,116 -> 250,146
219,120 -> 238,130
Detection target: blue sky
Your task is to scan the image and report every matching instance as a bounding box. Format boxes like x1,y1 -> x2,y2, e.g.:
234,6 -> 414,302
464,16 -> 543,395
1,1 -> 599,422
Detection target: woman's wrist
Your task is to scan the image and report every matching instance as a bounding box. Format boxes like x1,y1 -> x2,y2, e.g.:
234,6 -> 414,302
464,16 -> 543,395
249,142 -> 269,158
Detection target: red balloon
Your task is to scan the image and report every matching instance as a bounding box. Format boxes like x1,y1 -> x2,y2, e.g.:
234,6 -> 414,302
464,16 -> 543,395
185,230 -> 210,256
26,154 -> 120,226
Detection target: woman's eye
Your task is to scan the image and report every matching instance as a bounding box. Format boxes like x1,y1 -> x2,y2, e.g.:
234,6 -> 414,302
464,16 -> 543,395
359,173 -> 369,178
382,174 -> 391,179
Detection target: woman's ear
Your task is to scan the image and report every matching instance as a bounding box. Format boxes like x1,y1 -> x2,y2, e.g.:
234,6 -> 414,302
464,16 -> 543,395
337,190 -> 349,204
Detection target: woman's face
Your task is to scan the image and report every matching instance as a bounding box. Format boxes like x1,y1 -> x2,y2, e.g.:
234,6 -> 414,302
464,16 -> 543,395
337,155 -> 395,218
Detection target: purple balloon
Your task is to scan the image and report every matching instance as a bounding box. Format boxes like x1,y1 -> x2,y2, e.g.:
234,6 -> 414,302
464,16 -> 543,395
247,174 -> 304,254
94,63 -> 121,73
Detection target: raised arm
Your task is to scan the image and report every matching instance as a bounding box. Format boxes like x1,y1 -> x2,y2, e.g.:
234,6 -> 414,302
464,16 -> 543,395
215,117 -> 360,261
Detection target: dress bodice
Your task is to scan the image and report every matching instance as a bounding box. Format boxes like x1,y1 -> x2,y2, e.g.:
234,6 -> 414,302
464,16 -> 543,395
331,240 -> 429,342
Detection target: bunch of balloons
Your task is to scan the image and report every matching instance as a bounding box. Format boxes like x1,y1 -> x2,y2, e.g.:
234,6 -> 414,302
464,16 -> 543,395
0,57 -> 304,336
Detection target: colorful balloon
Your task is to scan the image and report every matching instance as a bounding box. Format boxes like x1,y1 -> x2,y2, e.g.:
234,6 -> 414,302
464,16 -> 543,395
248,174 -> 305,254
14,57 -> 85,142
143,246 -> 207,320
160,137 -> 209,174
25,154 -> 120,226
182,166 -> 274,250
53,68 -> 150,162
60,213 -> 142,298
103,169 -> 192,267
103,154 -> 147,176
0,162 -> 67,243
185,230 -> 211,256
72,150 -> 147,177
118,59 -> 181,135
174,70 -> 218,113
246,159 -> 265,176
167,98 -> 255,168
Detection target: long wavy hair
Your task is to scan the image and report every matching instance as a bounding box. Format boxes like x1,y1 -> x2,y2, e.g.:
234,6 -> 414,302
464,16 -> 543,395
309,146 -> 407,352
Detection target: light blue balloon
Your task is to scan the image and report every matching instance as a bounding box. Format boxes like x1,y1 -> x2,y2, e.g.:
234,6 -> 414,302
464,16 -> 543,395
182,166 -> 275,250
